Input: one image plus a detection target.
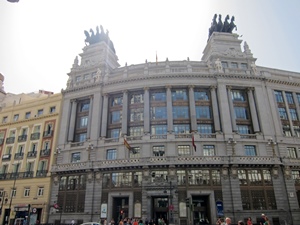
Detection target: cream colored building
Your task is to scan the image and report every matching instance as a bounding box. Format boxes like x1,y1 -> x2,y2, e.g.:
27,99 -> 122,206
0,89 -> 62,225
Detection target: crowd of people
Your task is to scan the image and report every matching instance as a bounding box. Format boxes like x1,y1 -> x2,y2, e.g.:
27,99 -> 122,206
103,217 -> 167,225
216,213 -> 270,225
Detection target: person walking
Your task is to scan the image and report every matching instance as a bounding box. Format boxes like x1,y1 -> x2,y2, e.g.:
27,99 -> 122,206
225,217 -> 231,225
247,217 -> 252,225
260,214 -> 266,225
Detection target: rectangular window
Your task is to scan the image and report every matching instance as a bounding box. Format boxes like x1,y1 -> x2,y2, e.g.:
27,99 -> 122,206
50,106 -> 56,113
196,106 -> 211,119
14,114 -> 19,121
25,112 -> 31,119
174,124 -> 190,134
237,125 -> 251,134
111,96 -> 123,106
24,188 -> 30,197
221,61 -> 228,68
178,145 -> 191,156
194,90 -> 209,101
197,124 -> 213,134
2,116 -> 7,123
297,93 -> 300,104
153,146 -> 165,156
37,187 -> 44,196
285,92 -> 294,104
274,90 -> 284,103
172,89 -> 188,101
289,108 -> 298,121
278,108 -> 288,120
130,108 -> 144,122
76,76 -> 81,82
151,125 -> 167,135
71,152 -> 81,163
83,74 -> 89,80
37,109 -> 43,116
231,62 -> 238,68
283,125 -> 292,137
231,90 -> 246,102
241,63 -> 248,69
203,145 -> 215,156
151,107 -> 167,119
80,102 -> 90,112
79,116 -> 88,128
107,149 -> 117,160
245,145 -> 256,156
129,126 -> 144,136
151,91 -> 166,101
129,147 -> 140,158
172,106 -> 189,119
234,107 -> 249,119
75,133 -> 87,142
130,93 -> 144,104
111,111 -> 122,123
287,147 -> 297,158
110,129 -> 120,138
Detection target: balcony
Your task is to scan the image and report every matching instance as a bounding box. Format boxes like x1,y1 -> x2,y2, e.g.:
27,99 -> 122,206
2,154 -> 11,161
43,130 -> 53,138
40,149 -> 50,157
36,170 -> 48,177
0,173 -> 7,180
30,132 -> 40,140
6,137 -> 15,144
0,138 -> 4,145
18,135 -> 27,142
9,172 -> 20,179
22,171 -> 34,178
14,152 -> 24,160
27,151 -> 37,158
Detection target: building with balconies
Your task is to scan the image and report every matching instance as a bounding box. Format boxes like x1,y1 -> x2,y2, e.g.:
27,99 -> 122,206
0,90 -> 62,225
49,22 -> 300,225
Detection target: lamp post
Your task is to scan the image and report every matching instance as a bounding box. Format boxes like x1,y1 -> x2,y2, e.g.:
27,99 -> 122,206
1,191 -> 8,224
5,163 -> 19,225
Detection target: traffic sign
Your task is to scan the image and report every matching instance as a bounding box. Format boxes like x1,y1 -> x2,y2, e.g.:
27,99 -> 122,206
53,203 -> 59,209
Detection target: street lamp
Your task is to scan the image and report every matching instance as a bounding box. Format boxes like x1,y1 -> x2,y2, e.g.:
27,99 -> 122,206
5,162 -> 19,225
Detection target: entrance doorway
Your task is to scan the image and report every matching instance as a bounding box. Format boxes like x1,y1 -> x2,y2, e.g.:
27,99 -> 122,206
112,197 -> 129,223
192,195 -> 210,225
152,197 -> 169,225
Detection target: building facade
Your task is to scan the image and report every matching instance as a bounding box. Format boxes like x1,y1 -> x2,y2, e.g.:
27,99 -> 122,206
0,91 -> 62,225
49,27 -> 300,225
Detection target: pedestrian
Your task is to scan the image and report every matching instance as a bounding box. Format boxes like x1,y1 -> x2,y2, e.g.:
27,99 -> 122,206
216,218 -> 222,225
247,217 -> 252,225
260,214 -> 266,225
238,221 -> 245,225
264,216 -> 270,225
225,217 -> 231,225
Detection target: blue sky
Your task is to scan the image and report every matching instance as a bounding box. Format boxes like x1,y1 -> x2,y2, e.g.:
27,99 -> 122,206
0,0 -> 300,94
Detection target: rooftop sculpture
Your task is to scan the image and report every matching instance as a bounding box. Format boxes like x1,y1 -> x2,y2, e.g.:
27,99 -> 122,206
208,14 -> 237,39
84,25 -> 116,53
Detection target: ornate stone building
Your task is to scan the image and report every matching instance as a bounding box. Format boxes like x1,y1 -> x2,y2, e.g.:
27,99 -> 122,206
49,24 -> 300,225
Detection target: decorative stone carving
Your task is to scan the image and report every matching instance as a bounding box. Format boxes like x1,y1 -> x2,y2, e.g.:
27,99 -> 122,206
222,166 -> 229,179
214,58 -> 223,73
284,166 -> 292,180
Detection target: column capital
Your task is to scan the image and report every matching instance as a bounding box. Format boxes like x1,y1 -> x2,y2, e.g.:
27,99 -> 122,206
188,85 -> 195,90
103,93 -> 109,97
123,89 -> 128,94
165,85 -> 172,89
144,87 -> 149,91
247,87 -> 254,92
226,86 -> 232,90
70,99 -> 77,103
210,85 -> 217,90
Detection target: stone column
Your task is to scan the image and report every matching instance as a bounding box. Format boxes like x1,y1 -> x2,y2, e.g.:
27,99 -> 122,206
247,88 -> 260,133
144,87 -> 150,134
210,86 -> 221,132
122,90 -> 129,136
101,94 -> 109,138
166,86 -> 173,133
68,100 -> 77,142
90,91 -> 102,139
87,95 -> 93,139
188,85 -> 197,132
227,86 -> 237,132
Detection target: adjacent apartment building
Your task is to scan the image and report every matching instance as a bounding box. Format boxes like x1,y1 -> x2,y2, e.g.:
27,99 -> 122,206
0,85 -> 62,225
41,23 -> 300,225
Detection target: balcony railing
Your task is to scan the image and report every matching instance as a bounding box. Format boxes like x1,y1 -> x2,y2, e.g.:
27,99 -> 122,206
22,171 -> 34,178
30,132 -> 40,140
2,154 -> 11,161
14,152 -> 24,159
36,170 -> 48,177
43,130 -> 53,137
6,137 -> 15,144
40,149 -> 50,157
18,135 -> 27,142
0,173 -> 7,180
27,151 -> 37,158
0,138 -> 4,145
